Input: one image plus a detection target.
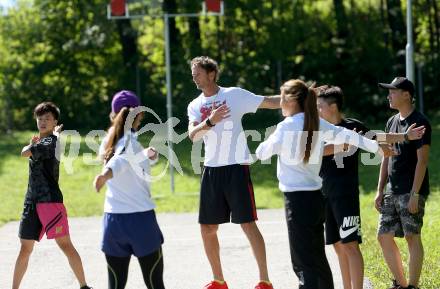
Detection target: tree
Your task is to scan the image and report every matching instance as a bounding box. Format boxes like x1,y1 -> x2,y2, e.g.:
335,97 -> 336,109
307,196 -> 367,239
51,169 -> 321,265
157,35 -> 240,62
385,0 -> 406,73
0,0 -> 439,132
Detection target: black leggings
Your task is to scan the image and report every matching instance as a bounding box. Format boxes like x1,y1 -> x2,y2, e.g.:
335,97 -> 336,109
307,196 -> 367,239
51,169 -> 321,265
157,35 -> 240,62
105,247 -> 165,289
284,190 -> 334,289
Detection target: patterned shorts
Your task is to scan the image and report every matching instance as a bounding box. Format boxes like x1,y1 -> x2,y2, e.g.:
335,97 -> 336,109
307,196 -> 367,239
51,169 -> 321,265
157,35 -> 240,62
378,193 -> 426,237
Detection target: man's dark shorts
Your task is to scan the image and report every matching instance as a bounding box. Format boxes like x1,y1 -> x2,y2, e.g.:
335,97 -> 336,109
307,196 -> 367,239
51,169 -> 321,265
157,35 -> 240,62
325,194 -> 362,245
199,164 -> 258,224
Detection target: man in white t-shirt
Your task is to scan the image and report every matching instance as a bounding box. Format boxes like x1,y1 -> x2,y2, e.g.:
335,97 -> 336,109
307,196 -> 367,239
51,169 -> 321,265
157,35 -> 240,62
187,56 -> 280,289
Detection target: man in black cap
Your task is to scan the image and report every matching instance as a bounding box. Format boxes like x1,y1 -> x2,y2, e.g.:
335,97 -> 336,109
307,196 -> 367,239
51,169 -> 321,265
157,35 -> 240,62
376,77 -> 431,289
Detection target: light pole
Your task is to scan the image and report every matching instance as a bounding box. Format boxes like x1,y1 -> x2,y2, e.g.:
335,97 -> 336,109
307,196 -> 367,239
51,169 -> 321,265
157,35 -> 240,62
163,13 -> 174,193
163,3 -> 224,192
406,0 -> 414,82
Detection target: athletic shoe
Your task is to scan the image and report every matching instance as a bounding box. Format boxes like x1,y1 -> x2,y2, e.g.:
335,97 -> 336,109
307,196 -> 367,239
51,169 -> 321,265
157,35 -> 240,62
388,280 -> 404,289
203,280 -> 229,289
255,281 -> 274,289
80,286 -> 92,289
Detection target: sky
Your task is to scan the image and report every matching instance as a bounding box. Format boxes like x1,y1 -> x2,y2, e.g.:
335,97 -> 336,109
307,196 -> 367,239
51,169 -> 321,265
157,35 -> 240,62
0,0 -> 16,9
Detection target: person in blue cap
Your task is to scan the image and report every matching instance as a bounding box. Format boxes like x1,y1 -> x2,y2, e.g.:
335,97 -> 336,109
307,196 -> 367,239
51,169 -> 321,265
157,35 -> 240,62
94,90 -> 165,289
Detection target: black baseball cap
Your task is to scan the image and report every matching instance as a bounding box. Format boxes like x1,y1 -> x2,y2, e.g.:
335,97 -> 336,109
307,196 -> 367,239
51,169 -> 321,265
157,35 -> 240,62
378,77 -> 415,97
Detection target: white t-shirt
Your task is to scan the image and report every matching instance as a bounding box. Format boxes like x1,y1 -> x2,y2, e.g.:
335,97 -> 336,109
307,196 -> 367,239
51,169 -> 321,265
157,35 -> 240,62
102,132 -> 156,213
187,86 -> 264,167
256,113 -> 379,192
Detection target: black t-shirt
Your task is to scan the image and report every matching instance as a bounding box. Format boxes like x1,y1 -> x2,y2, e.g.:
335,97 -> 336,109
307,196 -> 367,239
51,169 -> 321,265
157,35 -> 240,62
320,118 -> 369,198
385,110 -> 431,196
25,135 -> 63,203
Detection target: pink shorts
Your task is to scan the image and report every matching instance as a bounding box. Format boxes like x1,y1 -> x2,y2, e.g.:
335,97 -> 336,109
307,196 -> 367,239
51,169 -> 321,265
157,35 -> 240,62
36,203 -> 70,240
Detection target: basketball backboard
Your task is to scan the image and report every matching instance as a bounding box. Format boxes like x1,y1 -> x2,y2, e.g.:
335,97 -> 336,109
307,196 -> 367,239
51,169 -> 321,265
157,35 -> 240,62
107,0 -> 223,19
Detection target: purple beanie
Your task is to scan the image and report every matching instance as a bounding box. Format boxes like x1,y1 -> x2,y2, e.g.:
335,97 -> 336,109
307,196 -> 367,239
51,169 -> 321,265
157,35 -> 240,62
111,90 -> 141,113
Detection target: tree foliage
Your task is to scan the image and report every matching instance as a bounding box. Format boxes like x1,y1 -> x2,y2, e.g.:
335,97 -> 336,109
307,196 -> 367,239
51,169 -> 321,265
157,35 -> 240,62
0,0 -> 439,131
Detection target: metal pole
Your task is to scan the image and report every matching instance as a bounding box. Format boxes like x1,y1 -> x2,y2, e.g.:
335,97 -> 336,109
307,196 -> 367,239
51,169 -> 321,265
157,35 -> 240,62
276,60 -> 282,90
164,14 -> 175,194
406,0 -> 414,82
136,64 -> 140,97
417,63 -> 424,114
109,4 -> 224,196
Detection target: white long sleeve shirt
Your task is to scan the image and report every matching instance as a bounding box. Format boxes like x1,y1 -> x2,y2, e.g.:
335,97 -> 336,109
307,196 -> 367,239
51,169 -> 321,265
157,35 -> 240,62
256,113 -> 379,192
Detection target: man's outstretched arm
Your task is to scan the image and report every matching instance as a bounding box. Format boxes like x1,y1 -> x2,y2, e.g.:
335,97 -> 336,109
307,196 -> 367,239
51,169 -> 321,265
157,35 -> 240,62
259,95 -> 281,109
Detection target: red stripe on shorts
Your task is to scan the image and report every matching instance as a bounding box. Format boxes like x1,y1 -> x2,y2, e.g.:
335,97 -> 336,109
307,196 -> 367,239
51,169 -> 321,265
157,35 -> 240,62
244,165 -> 258,220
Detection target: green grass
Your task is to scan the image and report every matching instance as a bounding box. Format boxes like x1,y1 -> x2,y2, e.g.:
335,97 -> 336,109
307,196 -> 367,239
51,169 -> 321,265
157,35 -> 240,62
0,127 -> 439,288
0,130 -> 283,225
360,193 -> 440,288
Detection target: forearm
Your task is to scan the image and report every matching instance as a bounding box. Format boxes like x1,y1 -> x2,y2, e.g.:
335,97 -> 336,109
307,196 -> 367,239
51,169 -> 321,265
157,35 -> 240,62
259,95 -> 281,109
256,135 -> 281,160
338,128 -> 378,153
376,132 -> 406,144
256,141 -> 275,160
323,144 -> 335,156
100,167 -> 113,181
377,158 -> 389,193
21,145 -> 32,157
188,120 -> 211,142
323,144 -> 347,156
94,167 -> 113,192
411,161 -> 428,194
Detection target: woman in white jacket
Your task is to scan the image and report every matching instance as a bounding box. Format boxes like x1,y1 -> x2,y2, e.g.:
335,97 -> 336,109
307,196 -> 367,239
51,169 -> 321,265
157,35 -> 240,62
256,79 -> 391,289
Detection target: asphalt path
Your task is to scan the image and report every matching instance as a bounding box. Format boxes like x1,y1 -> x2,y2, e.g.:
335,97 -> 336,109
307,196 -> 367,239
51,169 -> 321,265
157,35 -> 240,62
0,209 -> 360,289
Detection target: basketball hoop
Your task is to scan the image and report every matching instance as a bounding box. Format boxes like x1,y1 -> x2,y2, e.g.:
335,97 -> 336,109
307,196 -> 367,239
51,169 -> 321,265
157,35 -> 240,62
107,0 -> 162,19
108,0 -> 224,19
110,0 -> 126,16
202,0 -> 224,15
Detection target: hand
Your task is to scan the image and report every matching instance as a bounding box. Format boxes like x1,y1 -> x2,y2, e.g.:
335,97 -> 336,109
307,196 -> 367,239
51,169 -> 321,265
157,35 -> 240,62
353,127 -> 364,135
374,192 -> 384,212
408,195 -> 419,214
406,123 -> 425,141
30,135 -> 40,145
53,124 -> 64,136
93,174 -> 107,192
209,104 -> 230,125
333,143 -> 350,154
145,147 -> 158,160
378,143 -> 398,157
